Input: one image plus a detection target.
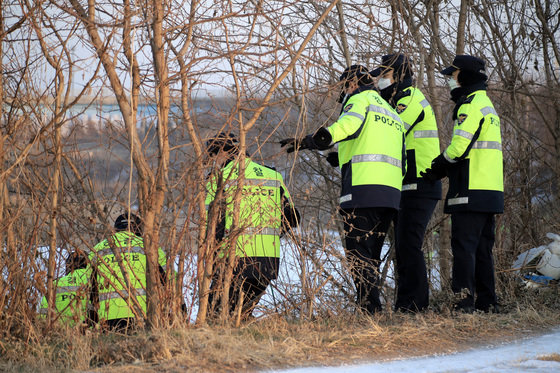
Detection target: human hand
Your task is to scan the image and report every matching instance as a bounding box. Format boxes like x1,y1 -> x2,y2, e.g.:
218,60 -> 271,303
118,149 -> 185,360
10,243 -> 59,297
280,135 -> 317,153
326,152 -> 339,167
420,154 -> 449,181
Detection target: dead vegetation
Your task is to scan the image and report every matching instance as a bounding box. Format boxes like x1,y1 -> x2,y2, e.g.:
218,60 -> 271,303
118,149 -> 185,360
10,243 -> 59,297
0,286 -> 558,372
538,353 -> 560,362
1,1 -> 559,372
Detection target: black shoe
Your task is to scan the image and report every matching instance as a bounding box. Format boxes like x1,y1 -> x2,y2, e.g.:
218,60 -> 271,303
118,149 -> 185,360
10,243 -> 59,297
396,305 -> 427,314
395,307 -> 416,314
453,304 -> 475,314
476,303 -> 500,314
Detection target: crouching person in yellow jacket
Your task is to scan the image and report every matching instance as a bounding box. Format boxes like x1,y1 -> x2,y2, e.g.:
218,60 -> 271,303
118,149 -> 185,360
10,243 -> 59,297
39,251 -> 90,327
89,212 -> 167,331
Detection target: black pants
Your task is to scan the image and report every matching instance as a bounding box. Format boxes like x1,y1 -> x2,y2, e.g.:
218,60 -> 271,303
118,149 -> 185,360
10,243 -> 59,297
105,318 -> 136,333
342,207 -> 395,314
451,211 -> 497,311
228,277 -> 270,316
208,258 -> 274,318
394,197 -> 438,312
208,277 -> 270,318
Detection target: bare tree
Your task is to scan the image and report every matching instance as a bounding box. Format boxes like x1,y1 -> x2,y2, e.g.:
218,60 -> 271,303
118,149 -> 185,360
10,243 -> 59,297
0,0 -> 559,338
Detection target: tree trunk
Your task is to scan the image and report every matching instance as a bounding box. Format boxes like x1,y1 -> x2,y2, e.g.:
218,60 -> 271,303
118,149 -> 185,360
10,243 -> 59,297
426,0 -> 451,290
456,0 -> 470,54
336,1 -> 351,67
143,0 -> 171,329
46,126 -> 62,324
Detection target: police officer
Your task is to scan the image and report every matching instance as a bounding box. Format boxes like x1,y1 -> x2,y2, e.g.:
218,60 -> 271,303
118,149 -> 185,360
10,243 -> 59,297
39,251 -> 90,326
422,55 -> 503,313
371,54 -> 441,312
205,133 -> 299,319
281,65 -> 405,314
89,212 -> 168,330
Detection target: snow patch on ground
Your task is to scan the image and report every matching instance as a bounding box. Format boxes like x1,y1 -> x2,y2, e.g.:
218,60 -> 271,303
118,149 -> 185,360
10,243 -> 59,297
269,328 -> 560,373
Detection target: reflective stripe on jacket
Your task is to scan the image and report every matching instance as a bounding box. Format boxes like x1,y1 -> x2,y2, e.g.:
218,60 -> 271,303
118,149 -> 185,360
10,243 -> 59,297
443,90 -> 504,213
327,87 -> 404,209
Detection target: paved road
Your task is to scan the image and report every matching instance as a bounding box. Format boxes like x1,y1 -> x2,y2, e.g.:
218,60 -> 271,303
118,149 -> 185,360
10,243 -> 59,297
270,328 -> 560,373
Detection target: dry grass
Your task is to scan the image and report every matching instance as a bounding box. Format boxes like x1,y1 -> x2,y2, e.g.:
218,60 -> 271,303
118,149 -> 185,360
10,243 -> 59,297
537,353 -> 560,362
1,287 -> 559,372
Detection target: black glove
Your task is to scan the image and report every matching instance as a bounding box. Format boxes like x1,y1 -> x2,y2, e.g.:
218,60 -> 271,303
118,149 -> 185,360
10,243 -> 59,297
280,135 -> 317,154
326,152 -> 339,167
420,153 -> 449,182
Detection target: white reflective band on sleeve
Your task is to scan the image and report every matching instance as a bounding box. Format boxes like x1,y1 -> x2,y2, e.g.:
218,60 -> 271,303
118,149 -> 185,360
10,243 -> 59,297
402,183 -> 418,191
340,111 -> 365,121
99,288 -> 146,302
403,121 -> 412,131
56,286 -> 81,294
240,227 -> 280,236
244,179 -> 281,188
97,246 -> 144,257
414,130 -> 439,138
352,154 -> 402,168
443,151 -> 457,163
367,105 -> 402,123
419,99 -> 430,108
447,197 -> 469,206
454,129 -> 474,140
472,141 -> 502,150
339,194 -> 352,204
480,106 -> 497,116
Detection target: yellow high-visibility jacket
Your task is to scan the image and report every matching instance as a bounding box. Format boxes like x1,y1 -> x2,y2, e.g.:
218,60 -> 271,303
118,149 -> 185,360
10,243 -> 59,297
39,268 -> 90,326
327,86 -> 405,209
89,231 -> 167,321
443,89 -> 503,213
394,85 -> 441,200
205,158 -> 295,260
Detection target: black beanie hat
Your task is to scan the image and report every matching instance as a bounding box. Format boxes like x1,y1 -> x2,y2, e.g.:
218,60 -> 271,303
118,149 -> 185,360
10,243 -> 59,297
114,212 -> 143,236
457,69 -> 488,86
339,65 -> 373,86
370,53 -> 413,81
206,132 -> 238,155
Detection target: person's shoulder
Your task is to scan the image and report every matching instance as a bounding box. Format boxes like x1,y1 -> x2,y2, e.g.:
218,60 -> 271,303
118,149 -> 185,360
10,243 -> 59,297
456,93 -> 487,124
360,89 -> 389,109
393,87 -> 414,111
66,269 -> 90,283
56,272 -> 74,285
457,93 -> 476,111
459,91 -> 489,113
114,231 -> 144,244
469,91 -> 498,118
465,88 -> 489,104
251,161 -> 282,177
348,88 -> 375,103
92,238 -> 109,251
471,89 -> 494,104
75,266 -> 92,276
407,86 -> 428,100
